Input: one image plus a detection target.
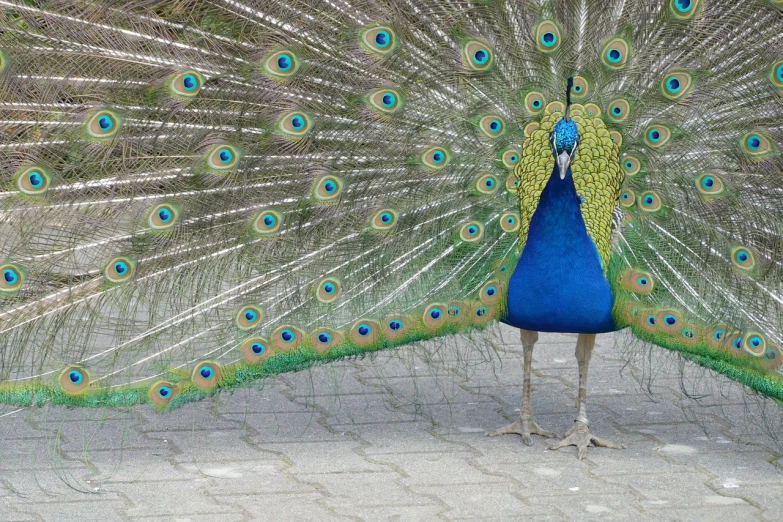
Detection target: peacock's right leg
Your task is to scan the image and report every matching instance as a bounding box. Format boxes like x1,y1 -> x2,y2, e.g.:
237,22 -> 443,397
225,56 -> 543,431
488,329 -> 559,445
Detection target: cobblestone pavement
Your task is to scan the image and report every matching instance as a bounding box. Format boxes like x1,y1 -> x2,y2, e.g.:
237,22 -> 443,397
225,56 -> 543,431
2,325 -> 783,521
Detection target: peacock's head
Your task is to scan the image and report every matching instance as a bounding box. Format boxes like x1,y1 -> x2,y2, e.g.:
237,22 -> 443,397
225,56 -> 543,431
549,77 -> 579,180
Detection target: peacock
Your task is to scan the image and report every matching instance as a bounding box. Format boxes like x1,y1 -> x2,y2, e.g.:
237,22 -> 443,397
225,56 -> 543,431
0,0 -> 781,460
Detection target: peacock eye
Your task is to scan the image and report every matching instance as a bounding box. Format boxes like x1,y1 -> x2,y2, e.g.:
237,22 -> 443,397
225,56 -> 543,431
669,0 -> 699,19
263,50 -> 300,78
534,21 -> 562,53
423,304 -> 446,328
644,124 -> 671,148
149,203 -> 179,230
314,175 -> 344,202
16,166 -> 52,195
661,71 -> 693,100
741,132 -> 774,158
523,91 -> 546,114
86,110 -> 122,139
206,144 -> 240,170
638,191 -> 662,212
476,173 -> 499,194
368,88 -> 403,114
607,99 -> 630,122
460,221 -> 484,242
601,37 -> 630,69
463,40 -> 494,71
421,146 -> 450,170
500,212 -> 520,233
253,210 -> 283,235
236,305 -> 263,329
371,208 -> 398,230
169,70 -> 204,98
104,256 -> 135,284
731,246 -> 756,271
480,116 -> 506,138
361,26 -> 398,55
278,110 -> 313,137
316,278 -> 341,302
570,76 -> 589,98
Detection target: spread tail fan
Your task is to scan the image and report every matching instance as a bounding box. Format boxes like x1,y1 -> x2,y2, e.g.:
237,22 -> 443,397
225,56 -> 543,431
0,0 -> 781,409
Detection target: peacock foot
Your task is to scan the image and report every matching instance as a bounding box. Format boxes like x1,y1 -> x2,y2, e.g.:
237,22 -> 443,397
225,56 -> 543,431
487,416 -> 560,446
548,421 -> 625,460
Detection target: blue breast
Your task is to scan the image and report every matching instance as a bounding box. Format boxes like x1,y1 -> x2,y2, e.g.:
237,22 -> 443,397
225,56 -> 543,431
504,164 -> 616,333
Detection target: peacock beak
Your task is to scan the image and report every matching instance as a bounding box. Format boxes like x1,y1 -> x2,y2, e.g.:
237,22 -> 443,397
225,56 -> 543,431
556,150 -> 571,180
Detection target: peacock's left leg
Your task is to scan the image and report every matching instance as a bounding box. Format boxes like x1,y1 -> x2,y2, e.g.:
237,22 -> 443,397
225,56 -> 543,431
488,329 -> 559,445
549,333 -> 625,460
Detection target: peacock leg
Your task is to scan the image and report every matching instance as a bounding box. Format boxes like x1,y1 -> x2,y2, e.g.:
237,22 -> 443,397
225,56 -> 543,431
549,333 -> 625,459
488,329 -> 559,445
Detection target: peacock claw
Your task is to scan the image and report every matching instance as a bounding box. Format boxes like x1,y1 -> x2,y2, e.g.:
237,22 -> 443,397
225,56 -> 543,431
488,417 -> 560,446
548,421 -> 625,460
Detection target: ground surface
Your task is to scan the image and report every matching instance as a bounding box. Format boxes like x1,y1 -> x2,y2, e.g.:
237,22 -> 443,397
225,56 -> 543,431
2,325 -> 783,521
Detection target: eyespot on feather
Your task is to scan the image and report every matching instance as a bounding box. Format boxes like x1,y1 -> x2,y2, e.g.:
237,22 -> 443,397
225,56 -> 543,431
601,37 -> 630,70
620,269 -> 653,293
472,303 -> 496,325
668,0 -> 699,19
253,210 -> 283,235
644,124 -> 671,148
367,88 -> 403,114
462,39 -> 494,72
570,76 -> 589,98
423,304 -> 447,329
523,91 -> 546,114
278,111 -> 313,137
479,115 -> 506,138
742,332 -> 767,357
311,328 -> 343,353
638,191 -> 662,212
655,309 -> 683,334
0,263 -> 24,293
313,175 -> 344,202
104,256 -> 135,284
59,366 -> 90,394
545,101 -> 564,114
383,314 -> 410,340
360,26 -> 398,55
150,382 -> 179,406
619,189 -> 635,208
730,246 -> 756,271
479,280 -> 501,304
16,166 -> 52,195
263,50 -> 300,78
475,173 -> 499,194
696,173 -> 725,196
192,361 -> 222,390
272,325 -> 304,351
583,103 -> 601,118
169,70 -> 204,98
621,156 -> 641,176
770,61 -> 783,88
505,174 -> 520,193
148,203 -> 179,230
421,146 -> 450,170
206,144 -> 240,171
660,70 -> 693,100
240,337 -> 273,364
236,305 -> 263,330
535,20 -> 562,53
500,148 -> 521,170
499,212 -> 520,233
350,320 -> 381,347
607,99 -> 630,123
85,109 -> 122,139
459,221 -> 484,242
316,278 -> 341,303
371,209 -> 398,231
740,132 -> 774,159
446,301 -> 468,324
609,130 -> 623,147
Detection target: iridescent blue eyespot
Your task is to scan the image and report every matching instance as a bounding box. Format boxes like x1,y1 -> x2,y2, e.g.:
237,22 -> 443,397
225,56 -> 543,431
777,64 -> 783,83
98,115 -> 113,131
485,178 -> 495,189
541,32 -> 557,47
375,30 -> 390,48
747,135 -> 761,151
473,50 -> 488,65
281,329 -> 294,342
218,148 -> 233,163
389,320 -> 402,330
430,309 -> 441,319
200,366 -> 214,379
115,261 -> 128,275
733,337 -> 742,350
433,151 -> 444,164
675,0 -> 691,12
644,195 -> 654,205
646,315 -> 656,326
292,116 -> 304,129
638,277 -> 648,286
749,336 -> 762,348
3,269 -> 17,285
486,286 -> 496,297
69,370 -> 83,385
532,100 -> 542,109
713,329 -> 724,341
182,74 -> 198,91
277,54 -> 292,72
665,77 -> 681,93
28,171 -> 43,188
323,282 -> 335,294
318,332 -> 332,344
664,314 -> 677,326
607,49 -> 622,63
251,342 -> 265,354
381,212 -> 393,223
767,349 -> 777,361
381,92 -> 396,108
701,176 -> 714,189
613,107 -> 622,116
158,208 -> 172,222
357,323 -> 371,336
264,215 -> 276,227
736,250 -> 749,262
682,329 -> 695,338
158,386 -> 171,398
476,306 -> 487,317
648,129 -> 661,142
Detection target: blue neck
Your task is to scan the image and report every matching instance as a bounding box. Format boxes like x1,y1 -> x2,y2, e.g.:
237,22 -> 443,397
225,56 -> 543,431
504,165 -> 616,334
